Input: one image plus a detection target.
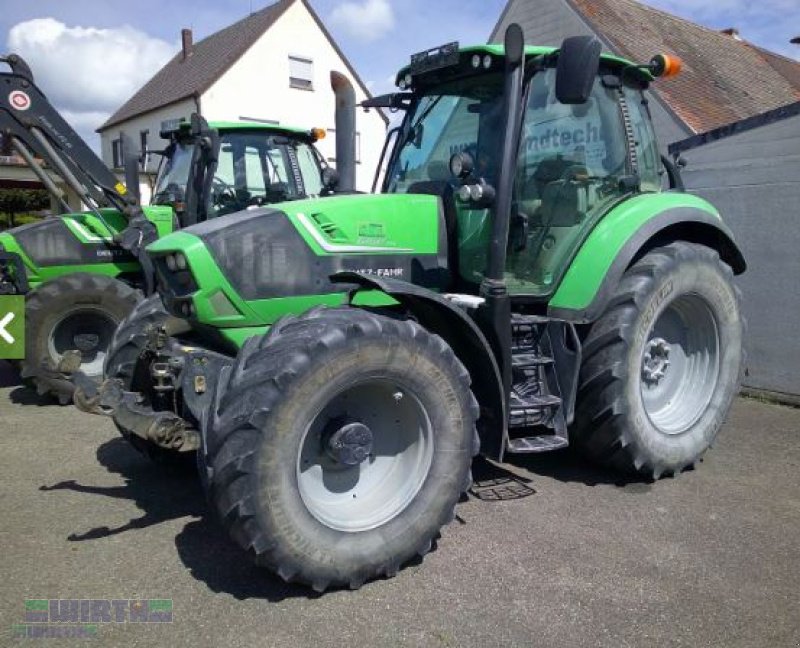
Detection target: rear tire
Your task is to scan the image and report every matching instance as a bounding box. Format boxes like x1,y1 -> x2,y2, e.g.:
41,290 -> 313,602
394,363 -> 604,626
104,294 -> 190,465
21,273 -> 141,404
573,242 -> 743,478
206,307 -> 479,591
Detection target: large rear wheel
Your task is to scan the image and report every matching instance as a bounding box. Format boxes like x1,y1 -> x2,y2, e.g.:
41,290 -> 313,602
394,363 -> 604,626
206,307 -> 479,591
573,242 -> 743,478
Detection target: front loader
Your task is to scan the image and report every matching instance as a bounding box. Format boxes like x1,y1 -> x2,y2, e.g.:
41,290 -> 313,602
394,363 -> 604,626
75,25 -> 745,591
0,54 -> 340,402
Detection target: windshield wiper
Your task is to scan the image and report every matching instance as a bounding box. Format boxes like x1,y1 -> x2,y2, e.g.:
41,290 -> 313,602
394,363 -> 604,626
403,95 -> 445,146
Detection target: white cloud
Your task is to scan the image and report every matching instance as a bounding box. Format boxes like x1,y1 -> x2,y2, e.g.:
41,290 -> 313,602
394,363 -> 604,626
330,0 -> 395,42
6,17 -> 176,143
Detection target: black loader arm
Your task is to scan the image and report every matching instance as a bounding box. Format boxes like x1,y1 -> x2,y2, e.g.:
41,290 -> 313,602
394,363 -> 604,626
0,54 -> 134,212
0,54 -> 158,290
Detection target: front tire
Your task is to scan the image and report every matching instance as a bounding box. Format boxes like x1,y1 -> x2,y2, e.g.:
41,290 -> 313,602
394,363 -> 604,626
104,294 -> 189,464
206,307 -> 479,591
22,273 -> 141,404
573,242 -> 743,478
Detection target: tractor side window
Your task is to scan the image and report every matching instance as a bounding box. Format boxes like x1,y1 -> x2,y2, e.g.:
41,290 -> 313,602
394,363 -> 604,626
245,146 -> 266,199
295,143 -> 324,196
624,88 -> 661,192
506,69 -> 629,296
152,141 -> 194,207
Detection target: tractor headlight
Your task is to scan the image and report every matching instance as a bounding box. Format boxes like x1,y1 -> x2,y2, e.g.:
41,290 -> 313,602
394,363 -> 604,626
180,301 -> 195,318
471,54 -> 481,69
175,253 -> 188,271
165,254 -> 177,271
483,55 -> 492,69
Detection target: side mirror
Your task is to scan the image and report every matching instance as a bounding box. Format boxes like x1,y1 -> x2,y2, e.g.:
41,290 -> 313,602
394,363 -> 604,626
322,166 -> 339,190
556,36 -> 602,104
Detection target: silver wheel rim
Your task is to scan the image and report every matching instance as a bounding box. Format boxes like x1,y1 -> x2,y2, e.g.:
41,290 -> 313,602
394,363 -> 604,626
47,307 -> 118,377
639,293 -> 720,435
297,379 -> 434,533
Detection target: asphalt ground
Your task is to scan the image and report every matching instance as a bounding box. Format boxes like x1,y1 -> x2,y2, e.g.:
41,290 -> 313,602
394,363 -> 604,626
0,359 -> 798,647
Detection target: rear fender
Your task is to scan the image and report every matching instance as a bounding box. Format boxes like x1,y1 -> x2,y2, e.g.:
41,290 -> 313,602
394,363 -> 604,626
548,196 -> 746,323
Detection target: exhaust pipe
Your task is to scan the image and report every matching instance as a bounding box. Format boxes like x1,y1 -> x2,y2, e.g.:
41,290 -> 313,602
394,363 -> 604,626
331,71 -> 356,192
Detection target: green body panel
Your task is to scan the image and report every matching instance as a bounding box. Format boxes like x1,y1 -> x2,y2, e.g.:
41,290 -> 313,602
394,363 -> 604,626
210,121 -> 312,138
0,205 -> 173,290
146,195 -> 424,331
215,291 -> 398,350
60,205 -> 174,243
278,193 -> 441,256
549,193 -> 718,311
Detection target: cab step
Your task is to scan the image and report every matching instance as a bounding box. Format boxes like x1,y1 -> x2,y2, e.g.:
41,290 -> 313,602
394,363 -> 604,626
506,435 -> 569,453
505,314 -> 571,455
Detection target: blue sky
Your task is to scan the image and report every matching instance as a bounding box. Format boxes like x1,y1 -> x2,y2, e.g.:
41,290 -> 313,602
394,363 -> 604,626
2,0 -> 798,148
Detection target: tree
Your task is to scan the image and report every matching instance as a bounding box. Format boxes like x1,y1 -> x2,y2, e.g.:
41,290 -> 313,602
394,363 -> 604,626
0,188 -> 50,229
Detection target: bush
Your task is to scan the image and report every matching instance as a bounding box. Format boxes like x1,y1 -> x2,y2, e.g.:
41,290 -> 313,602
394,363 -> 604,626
0,189 -> 50,229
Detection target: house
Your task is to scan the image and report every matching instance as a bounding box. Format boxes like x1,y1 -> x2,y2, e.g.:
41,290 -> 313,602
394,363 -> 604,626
491,0 -> 800,147
97,0 -> 387,193
492,0 -> 800,400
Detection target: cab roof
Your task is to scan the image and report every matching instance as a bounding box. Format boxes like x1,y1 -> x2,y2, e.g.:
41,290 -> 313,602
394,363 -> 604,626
208,121 -> 312,137
395,44 -> 651,87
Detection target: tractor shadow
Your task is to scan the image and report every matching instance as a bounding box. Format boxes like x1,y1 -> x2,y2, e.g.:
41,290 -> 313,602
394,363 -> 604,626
0,360 -> 21,388
472,449 -> 655,493
39,436 -> 317,602
40,437 -> 201,539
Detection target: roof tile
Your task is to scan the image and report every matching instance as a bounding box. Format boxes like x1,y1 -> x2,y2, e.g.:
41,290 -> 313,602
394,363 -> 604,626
568,0 -> 800,132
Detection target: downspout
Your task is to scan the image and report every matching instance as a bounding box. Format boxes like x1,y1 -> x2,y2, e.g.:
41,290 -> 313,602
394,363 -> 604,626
331,72 -> 356,192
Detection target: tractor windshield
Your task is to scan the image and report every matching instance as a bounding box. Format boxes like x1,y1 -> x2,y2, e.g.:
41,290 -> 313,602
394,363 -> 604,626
152,140 -> 194,208
207,132 -> 324,218
385,73 -> 505,194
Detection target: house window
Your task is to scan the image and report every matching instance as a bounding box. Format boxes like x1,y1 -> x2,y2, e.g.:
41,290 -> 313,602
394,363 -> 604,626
139,130 -> 149,169
289,55 -> 314,91
111,137 -> 124,168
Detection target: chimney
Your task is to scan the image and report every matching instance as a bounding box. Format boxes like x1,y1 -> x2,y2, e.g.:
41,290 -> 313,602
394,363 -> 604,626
181,28 -> 193,60
720,28 -> 742,41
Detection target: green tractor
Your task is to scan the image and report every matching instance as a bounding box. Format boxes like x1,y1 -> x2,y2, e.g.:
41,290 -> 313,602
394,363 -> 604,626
75,26 -> 745,590
0,54 -> 338,402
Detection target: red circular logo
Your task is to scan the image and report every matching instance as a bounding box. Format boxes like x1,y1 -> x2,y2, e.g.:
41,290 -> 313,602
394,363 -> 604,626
9,90 -> 31,111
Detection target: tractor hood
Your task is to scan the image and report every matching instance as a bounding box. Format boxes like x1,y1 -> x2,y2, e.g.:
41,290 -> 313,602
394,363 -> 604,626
146,192 -> 449,329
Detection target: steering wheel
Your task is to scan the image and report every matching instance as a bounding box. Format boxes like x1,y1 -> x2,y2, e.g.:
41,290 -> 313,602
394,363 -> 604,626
212,176 -> 237,206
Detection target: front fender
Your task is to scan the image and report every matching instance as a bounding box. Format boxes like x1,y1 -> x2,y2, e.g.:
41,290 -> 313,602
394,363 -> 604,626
332,271 -> 507,460
548,193 -> 746,323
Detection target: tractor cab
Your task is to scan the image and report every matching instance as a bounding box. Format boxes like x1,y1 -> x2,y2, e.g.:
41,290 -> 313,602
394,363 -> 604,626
381,42 -> 666,298
153,120 -> 335,226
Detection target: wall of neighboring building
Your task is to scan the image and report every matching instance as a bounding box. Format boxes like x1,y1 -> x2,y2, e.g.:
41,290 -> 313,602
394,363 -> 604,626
677,110 -> 800,397
490,0 -> 691,150
201,0 -> 386,192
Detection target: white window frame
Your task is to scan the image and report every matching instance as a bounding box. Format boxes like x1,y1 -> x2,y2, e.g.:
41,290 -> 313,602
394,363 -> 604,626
289,55 -> 314,91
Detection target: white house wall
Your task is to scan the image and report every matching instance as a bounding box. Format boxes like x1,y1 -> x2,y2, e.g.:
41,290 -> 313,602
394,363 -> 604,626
200,0 -> 386,191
